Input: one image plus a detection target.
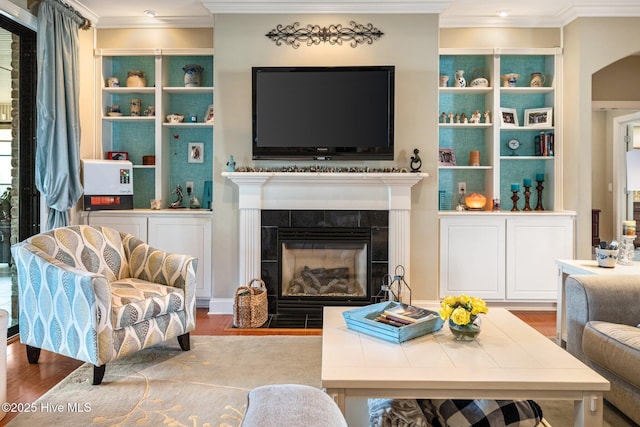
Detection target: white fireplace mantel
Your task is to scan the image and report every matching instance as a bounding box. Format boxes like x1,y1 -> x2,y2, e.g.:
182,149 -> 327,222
222,172 -> 427,295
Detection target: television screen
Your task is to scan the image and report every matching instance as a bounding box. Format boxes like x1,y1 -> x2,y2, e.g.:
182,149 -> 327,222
252,66 -> 395,160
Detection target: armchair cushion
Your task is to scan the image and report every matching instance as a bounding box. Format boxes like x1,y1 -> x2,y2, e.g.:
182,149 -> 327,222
26,225 -> 130,281
111,279 -> 185,329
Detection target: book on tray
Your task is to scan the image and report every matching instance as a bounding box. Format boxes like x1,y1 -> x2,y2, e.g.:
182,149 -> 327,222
375,303 -> 438,327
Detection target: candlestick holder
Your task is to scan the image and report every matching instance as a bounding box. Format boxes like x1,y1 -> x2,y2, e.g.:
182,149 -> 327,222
535,180 -> 545,211
511,190 -> 520,211
617,235 -> 636,265
523,186 -> 532,211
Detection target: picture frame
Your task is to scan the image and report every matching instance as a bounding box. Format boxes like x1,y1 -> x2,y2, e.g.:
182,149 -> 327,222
204,104 -> 214,124
188,142 -> 204,163
438,148 -> 456,166
106,151 -> 129,160
524,107 -> 553,127
500,108 -> 518,127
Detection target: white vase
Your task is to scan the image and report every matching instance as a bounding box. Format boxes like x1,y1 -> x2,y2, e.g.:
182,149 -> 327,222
454,70 -> 466,87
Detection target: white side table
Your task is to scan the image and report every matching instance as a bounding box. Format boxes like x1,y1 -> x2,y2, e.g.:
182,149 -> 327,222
556,259 -> 640,346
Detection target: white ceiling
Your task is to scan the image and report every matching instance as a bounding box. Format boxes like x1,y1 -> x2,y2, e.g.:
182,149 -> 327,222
70,0 -> 640,29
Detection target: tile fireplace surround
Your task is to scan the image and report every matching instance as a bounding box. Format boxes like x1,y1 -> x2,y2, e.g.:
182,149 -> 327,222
223,172 -> 427,305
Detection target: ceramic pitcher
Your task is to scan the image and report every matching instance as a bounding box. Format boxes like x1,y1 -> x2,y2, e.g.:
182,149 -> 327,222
530,72 -> 546,87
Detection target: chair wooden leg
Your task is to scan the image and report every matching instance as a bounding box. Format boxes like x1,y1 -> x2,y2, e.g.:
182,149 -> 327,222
177,332 -> 190,351
26,345 -> 41,364
93,365 -> 106,385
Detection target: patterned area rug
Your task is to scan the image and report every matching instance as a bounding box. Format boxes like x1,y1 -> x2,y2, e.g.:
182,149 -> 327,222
7,335 -> 635,427
7,336 -> 322,427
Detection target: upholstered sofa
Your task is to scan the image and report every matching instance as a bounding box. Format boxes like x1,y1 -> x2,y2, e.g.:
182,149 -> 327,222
11,225 -> 198,384
565,274 -> 640,425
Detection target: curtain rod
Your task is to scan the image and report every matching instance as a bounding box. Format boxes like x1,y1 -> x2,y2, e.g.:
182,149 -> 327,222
27,0 -> 92,30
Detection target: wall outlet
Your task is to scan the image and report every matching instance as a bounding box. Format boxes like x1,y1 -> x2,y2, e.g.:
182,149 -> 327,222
186,181 -> 194,194
458,182 -> 466,194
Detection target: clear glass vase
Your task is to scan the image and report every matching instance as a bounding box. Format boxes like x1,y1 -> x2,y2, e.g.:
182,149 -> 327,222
448,316 -> 481,341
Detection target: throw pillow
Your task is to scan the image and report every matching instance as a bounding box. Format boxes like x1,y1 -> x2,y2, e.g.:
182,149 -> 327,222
417,399 -> 544,427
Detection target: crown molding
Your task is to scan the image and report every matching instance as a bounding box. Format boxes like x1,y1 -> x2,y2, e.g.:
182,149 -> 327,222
202,0 -> 451,14
91,16 -> 214,29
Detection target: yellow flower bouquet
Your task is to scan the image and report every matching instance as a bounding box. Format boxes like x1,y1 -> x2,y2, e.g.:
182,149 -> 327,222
439,294 -> 489,340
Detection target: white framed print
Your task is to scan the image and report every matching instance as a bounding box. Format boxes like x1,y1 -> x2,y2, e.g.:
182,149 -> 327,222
188,142 -> 204,163
500,107 -> 518,127
524,107 -> 553,127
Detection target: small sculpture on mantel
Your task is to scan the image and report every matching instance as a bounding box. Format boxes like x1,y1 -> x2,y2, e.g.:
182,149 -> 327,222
410,148 -> 422,172
170,185 -> 185,209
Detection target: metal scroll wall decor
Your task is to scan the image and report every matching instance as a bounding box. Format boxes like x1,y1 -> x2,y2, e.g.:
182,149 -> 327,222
265,21 -> 384,48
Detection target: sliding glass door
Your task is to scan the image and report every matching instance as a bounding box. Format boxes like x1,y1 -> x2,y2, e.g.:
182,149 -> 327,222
0,13 -> 38,339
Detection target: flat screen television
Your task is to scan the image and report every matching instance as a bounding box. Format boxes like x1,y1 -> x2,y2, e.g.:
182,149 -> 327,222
252,65 -> 395,161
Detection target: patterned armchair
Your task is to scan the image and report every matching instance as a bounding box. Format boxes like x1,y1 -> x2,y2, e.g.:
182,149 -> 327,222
11,225 -> 197,385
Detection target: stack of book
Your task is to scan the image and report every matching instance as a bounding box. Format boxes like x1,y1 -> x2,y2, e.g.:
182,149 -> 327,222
375,303 -> 439,327
534,131 -> 554,156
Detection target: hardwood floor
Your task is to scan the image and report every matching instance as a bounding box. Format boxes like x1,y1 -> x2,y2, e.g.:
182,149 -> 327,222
0,308 -> 554,426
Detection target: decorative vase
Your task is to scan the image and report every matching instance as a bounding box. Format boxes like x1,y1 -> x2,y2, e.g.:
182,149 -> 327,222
183,64 -> 204,87
529,72 -> 546,87
454,70 -> 466,87
439,75 -> 449,87
449,317 -> 481,341
126,70 -> 146,87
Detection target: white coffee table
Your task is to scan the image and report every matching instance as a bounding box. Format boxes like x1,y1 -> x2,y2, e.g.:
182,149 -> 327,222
322,306 -> 610,427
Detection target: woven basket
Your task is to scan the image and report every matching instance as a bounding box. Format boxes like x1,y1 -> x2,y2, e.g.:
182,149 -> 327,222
233,278 -> 268,328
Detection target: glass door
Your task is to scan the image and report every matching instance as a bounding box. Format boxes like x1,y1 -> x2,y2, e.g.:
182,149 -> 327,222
0,14 -> 38,339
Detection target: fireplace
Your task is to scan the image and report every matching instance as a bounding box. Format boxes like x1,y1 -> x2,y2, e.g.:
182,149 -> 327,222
220,172 -> 425,322
261,210 -> 388,317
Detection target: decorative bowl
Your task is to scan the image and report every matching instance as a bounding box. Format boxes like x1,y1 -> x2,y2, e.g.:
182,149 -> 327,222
166,114 -> 185,123
595,248 -> 618,268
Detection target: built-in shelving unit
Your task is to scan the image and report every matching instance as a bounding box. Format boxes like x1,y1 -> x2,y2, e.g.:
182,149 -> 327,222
437,48 -> 575,305
438,48 -> 562,212
95,48 -> 214,209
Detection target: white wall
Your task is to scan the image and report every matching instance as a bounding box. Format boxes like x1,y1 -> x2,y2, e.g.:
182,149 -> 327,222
212,14 -> 440,304
563,17 -> 640,259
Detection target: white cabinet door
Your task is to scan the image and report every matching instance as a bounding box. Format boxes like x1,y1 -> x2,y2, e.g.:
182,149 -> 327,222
84,213 -> 148,241
148,216 -> 212,299
439,217 -> 506,300
506,217 -> 574,300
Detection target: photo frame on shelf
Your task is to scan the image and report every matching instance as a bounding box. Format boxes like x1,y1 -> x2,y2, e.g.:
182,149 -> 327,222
524,107 -> 553,127
438,148 -> 456,166
188,142 -> 204,163
500,108 -> 518,127
204,104 -> 214,124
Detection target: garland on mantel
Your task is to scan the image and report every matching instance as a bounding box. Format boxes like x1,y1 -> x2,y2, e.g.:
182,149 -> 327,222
232,166 -> 410,173
265,21 -> 384,48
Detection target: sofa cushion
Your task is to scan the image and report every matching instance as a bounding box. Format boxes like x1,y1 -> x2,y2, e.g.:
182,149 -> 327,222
583,320 -> 640,389
111,279 -> 185,329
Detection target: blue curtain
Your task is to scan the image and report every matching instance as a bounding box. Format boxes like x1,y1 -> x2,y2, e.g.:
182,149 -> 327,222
35,0 -> 85,230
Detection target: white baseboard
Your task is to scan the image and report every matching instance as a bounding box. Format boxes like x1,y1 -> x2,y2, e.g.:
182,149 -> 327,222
208,298 -> 234,314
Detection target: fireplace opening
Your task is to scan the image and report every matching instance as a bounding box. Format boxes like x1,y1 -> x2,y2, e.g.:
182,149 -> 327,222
280,229 -> 370,301
277,228 -> 375,315
261,209 -> 388,326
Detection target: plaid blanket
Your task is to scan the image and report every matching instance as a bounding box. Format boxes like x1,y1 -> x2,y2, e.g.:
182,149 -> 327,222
369,399 -> 544,427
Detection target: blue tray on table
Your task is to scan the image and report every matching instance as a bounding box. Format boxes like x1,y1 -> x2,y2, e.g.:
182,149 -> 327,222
342,301 -> 443,343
